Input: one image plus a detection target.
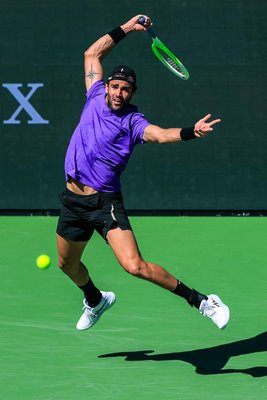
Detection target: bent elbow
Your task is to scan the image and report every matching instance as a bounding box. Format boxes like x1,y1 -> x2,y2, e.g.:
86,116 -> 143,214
84,48 -> 94,59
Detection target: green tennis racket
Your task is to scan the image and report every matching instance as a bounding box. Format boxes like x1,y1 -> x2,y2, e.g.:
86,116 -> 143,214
139,16 -> 190,80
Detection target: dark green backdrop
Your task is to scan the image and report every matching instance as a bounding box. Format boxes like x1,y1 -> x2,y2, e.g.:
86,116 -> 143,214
0,0 -> 266,210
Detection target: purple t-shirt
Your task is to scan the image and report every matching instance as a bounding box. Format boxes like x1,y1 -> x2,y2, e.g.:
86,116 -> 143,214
64,80 -> 150,192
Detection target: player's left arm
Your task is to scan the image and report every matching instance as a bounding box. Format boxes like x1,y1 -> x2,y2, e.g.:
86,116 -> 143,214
143,114 -> 221,143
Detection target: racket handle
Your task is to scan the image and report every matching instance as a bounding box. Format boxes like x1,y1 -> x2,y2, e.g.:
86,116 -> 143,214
138,16 -> 146,25
138,16 -> 156,38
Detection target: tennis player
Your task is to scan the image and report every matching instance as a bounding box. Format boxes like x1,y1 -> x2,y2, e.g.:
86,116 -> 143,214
56,15 -> 230,331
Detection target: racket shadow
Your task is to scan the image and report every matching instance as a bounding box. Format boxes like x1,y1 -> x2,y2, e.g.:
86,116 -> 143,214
98,331 -> 267,377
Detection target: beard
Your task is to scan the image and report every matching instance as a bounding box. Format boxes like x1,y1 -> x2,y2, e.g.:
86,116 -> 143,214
106,93 -> 131,111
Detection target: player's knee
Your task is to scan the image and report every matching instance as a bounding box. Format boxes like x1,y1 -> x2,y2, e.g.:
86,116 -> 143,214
58,255 -> 76,272
58,256 -> 67,270
123,258 -> 147,278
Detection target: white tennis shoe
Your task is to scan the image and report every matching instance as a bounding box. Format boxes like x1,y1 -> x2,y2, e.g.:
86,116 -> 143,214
76,291 -> 116,330
199,294 -> 230,329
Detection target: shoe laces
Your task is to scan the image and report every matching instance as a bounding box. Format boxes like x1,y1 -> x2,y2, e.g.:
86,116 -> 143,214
82,302 -> 97,318
82,299 -> 106,318
201,300 -> 217,317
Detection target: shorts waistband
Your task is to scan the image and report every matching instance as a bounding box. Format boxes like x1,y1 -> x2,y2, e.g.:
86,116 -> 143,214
64,187 -> 122,199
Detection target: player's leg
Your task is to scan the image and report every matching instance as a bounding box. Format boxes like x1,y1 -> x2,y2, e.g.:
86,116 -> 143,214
107,227 -> 178,290
56,187 -> 107,307
107,227 -> 230,329
56,187 -> 116,330
56,234 -> 89,285
56,233 -> 115,330
56,233 -> 102,305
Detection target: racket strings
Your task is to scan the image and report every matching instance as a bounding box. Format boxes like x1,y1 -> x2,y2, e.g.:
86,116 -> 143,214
165,57 -> 184,74
156,47 -> 187,78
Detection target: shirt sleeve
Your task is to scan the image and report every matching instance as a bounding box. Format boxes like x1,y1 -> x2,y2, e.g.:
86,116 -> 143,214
86,80 -> 105,101
130,113 -> 150,145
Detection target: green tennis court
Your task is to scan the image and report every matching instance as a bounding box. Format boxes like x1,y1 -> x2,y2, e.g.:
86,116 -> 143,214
1,216 -> 266,400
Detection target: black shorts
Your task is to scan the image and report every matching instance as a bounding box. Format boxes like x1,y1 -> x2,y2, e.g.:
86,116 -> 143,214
56,188 -> 132,242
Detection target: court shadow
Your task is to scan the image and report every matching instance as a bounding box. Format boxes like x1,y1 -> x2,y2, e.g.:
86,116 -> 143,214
99,331 -> 267,377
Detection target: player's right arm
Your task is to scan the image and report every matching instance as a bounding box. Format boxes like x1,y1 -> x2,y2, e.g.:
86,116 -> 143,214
84,15 -> 151,92
84,34 -> 114,92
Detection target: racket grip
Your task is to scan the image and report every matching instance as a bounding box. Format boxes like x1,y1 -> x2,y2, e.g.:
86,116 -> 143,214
138,16 -> 146,25
138,16 -> 156,38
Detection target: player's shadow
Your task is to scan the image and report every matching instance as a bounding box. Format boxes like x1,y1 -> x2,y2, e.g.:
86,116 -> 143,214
99,331 -> 267,377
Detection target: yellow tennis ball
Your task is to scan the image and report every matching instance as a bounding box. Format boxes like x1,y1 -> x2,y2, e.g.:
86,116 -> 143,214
36,254 -> 51,270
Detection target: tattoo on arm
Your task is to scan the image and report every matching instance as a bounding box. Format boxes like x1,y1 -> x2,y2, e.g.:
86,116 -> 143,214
86,64 -> 99,83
